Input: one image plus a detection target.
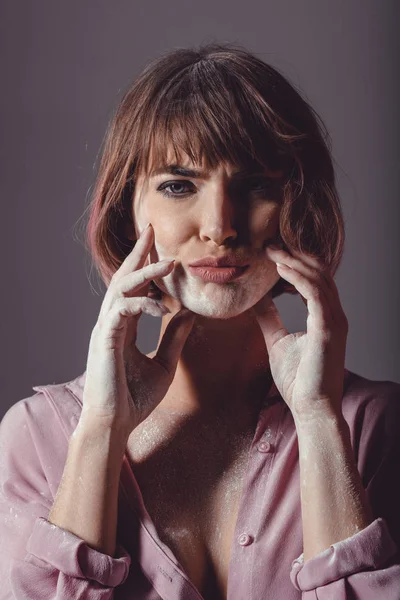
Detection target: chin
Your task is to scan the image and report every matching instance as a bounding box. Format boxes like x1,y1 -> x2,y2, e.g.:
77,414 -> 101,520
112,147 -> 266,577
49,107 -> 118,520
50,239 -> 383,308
191,306 -> 246,320
154,275 -> 278,319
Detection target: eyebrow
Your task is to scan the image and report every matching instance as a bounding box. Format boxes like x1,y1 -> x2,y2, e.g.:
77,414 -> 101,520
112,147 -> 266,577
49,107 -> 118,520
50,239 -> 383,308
149,164 -> 271,179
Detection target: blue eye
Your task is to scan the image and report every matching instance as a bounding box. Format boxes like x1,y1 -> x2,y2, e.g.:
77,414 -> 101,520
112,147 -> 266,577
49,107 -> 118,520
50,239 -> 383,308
158,181 -> 193,199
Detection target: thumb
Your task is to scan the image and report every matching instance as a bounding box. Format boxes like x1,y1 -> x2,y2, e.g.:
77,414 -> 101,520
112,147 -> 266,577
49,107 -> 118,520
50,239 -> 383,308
251,294 -> 288,354
154,308 -> 196,375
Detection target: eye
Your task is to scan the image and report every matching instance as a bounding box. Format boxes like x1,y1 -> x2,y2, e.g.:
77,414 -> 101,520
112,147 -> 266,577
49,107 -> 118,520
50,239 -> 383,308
157,177 -> 275,200
245,177 -> 273,193
157,180 -> 194,199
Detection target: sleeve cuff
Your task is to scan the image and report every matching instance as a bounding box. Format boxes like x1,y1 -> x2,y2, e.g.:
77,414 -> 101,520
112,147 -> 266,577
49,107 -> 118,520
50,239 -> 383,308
26,517 -> 131,587
290,517 -> 398,591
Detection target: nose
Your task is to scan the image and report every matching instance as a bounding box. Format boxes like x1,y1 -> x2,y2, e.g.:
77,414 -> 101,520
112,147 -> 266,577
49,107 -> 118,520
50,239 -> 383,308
198,182 -> 241,245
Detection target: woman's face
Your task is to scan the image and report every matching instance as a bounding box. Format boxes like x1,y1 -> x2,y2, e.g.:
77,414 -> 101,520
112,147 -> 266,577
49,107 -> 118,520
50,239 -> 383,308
130,151 -> 283,319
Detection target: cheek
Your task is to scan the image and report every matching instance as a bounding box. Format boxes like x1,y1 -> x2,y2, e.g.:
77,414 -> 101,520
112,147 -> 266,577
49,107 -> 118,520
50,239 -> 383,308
262,210 -> 281,243
252,203 -> 280,226
150,238 -> 170,262
149,228 -> 182,264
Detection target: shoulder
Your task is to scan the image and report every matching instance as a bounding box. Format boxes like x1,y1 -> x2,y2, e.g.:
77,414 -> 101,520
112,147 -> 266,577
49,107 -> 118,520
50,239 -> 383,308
0,371 -> 86,497
341,370 -> 400,548
341,368 -> 400,483
342,368 -> 400,432
1,370 -> 86,439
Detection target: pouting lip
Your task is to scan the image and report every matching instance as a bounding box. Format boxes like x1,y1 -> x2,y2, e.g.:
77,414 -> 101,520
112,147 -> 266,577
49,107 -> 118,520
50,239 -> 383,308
188,264 -> 249,282
189,256 -> 249,268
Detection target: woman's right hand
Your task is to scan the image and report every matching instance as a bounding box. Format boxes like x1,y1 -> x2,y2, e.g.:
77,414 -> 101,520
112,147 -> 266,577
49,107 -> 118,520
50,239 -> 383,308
80,223 -> 195,435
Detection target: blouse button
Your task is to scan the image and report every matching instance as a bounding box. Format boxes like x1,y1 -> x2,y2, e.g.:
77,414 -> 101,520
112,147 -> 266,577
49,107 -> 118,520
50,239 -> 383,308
257,441 -> 271,453
238,533 -> 253,546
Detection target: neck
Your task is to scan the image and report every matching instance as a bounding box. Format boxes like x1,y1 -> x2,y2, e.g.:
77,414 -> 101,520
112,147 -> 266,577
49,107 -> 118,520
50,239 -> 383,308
154,308 -> 272,422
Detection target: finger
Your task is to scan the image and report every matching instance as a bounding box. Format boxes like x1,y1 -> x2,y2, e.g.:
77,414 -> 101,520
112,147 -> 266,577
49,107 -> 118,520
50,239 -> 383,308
267,247 -> 328,284
153,309 -> 196,376
288,248 -> 339,298
268,246 -> 337,300
267,247 -> 347,327
251,293 -> 289,353
113,222 -> 155,283
100,297 -> 170,348
100,260 -> 174,320
118,260 -> 174,297
268,246 -> 333,300
275,262 -> 333,331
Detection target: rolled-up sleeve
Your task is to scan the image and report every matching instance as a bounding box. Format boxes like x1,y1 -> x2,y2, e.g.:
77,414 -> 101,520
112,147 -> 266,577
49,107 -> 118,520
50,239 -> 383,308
290,518 -> 400,597
290,381 -> 400,598
0,394 -> 131,599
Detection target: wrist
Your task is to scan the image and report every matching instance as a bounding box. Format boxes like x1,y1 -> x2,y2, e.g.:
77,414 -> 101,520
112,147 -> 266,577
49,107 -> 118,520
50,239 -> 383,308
292,400 -> 346,427
293,405 -> 346,432
74,410 -> 132,444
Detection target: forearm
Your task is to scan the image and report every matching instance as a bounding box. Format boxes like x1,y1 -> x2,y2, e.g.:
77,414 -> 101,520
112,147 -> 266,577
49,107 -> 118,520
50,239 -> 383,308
294,410 -> 374,562
48,416 -> 129,557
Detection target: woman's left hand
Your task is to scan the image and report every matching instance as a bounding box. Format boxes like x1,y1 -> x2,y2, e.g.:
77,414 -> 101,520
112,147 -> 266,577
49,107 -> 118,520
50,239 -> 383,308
250,245 -> 349,421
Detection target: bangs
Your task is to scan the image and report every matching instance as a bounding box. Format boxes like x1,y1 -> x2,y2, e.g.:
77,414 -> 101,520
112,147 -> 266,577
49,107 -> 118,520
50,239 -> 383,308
86,43 -> 344,296
133,60 -> 292,181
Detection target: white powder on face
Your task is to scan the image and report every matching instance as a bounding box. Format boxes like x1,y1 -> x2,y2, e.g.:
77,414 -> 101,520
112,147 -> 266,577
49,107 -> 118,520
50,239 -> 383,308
129,190 -> 276,558
154,248 -> 279,320
133,197 -> 279,319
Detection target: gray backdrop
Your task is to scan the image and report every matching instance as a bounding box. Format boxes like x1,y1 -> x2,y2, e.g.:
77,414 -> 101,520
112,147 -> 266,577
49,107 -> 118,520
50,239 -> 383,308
1,0 -> 399,418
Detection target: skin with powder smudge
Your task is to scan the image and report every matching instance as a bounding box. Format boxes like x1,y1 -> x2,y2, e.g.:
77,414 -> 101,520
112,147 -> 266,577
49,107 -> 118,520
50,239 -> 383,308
127,151 -> 284,421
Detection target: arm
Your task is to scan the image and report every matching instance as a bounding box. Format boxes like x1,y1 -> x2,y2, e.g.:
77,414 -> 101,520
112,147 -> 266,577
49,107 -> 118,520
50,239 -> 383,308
0,394 -> 131,599
290,388 -> 400,598
48,414 -> 129,557
294,411 -> 374,562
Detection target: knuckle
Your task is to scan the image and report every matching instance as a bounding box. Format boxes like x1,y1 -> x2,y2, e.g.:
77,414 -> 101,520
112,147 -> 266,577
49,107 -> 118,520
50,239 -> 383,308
118,270 -> 148,297
113,296 -> 124,310
114,296 -> 134,312
104,298 -> 125,321
148,262 -> 163,274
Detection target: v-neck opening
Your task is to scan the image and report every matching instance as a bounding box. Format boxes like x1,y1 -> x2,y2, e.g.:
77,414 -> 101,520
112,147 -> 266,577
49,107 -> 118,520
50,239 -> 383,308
120,451 -> 206,599
118,399 -> 277,600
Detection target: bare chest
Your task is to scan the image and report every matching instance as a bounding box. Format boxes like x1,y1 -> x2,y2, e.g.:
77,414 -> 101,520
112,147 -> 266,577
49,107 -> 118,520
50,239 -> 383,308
126,413 -> 255,599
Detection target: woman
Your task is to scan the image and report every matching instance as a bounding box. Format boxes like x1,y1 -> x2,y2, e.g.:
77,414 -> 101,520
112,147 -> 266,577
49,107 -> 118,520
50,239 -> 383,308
1,42 -> 399,599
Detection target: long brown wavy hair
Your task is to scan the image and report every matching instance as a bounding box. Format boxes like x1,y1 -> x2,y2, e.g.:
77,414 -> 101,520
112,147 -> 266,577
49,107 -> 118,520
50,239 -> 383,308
84,42 -> 345,301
